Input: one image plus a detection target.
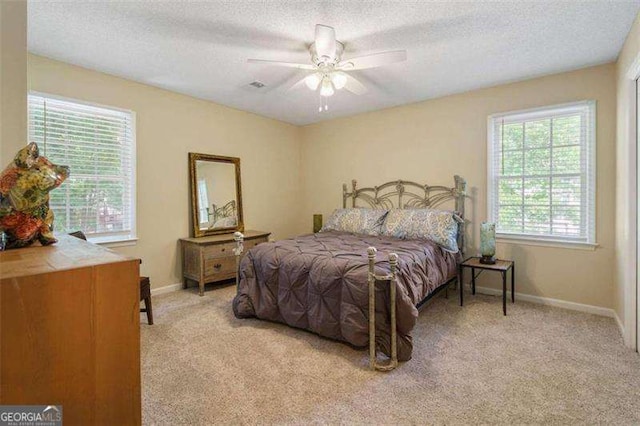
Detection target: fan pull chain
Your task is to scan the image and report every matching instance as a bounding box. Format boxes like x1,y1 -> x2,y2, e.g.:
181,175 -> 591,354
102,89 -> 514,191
318,92 -> 330,112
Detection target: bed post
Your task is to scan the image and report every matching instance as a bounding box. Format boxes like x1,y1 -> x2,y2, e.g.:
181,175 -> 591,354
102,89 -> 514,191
368,247 -> 399,372
343,183 -> 348,208
388,252 -> 398,370
351,180 -> 357,208
454,175 -> 467,256
233,231 -> 244,289
368,247 -> 377,369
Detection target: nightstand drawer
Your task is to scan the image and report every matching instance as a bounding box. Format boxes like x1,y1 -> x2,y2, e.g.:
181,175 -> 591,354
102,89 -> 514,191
204,255 -> 236,278
203,242 -> 235,259
244,237 -> 268,251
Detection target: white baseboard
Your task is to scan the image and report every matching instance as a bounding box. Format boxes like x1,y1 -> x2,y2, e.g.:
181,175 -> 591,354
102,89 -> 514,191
468,285 -> 616,318
151,282 -> 182,296
614,311 -> 626,339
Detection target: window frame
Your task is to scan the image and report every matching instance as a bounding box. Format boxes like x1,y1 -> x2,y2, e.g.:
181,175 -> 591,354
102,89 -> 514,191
486,100 -> 597,249
28,91 -> 137,247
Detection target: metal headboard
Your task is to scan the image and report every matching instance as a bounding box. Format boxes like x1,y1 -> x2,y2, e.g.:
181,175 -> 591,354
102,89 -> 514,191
342,175 -> 467,254
209,200 -> 237,224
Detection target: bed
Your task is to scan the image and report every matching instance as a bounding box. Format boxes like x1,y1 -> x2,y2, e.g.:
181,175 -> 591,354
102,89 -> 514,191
232,176 -> 466,371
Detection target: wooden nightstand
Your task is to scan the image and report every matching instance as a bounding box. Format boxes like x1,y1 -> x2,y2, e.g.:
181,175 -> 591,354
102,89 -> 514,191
459,257 -> 515,315
180,230 -> 270,296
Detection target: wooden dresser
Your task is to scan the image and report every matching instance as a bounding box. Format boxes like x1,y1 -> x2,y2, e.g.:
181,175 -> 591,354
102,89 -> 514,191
0,234 -> 141,425
181,230 -> 270,296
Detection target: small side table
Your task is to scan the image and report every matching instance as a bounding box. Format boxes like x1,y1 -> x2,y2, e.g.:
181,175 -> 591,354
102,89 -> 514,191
459,257 -> 515,315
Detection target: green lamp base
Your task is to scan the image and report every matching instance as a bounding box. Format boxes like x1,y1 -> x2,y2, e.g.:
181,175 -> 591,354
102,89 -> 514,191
480,255 -> 496,265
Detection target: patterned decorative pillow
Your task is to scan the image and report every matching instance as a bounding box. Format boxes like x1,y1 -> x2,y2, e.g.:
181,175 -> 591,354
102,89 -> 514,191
381,209 -> 461,252
321,208 -> 389,236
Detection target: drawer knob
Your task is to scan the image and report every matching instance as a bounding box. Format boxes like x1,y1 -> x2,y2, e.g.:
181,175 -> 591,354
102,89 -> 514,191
214,263 -> 222,270
221,248 -> 225,252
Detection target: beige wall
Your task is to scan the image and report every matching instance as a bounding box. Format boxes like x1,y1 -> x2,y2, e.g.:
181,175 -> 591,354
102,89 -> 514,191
615,12 -> 640,346
300,64 -> 617,309
28,54 -> 305,289
0,1 -> 27,165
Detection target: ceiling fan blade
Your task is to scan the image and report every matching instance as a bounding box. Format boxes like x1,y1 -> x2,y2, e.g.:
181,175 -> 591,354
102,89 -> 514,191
286,71 -> 324,92
248,59 -> 315,70
286,75 -> 310,92
338,50 -> 407,70
314,24 -> 337,61
343,74 -> 368,95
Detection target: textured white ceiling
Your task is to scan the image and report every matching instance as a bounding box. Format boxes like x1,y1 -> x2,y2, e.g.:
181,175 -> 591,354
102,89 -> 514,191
29,1 -> 640,126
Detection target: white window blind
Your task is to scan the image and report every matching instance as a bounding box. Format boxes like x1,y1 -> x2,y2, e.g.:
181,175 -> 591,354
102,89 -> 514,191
487,101 -> 596,245
28,93 -> 136,243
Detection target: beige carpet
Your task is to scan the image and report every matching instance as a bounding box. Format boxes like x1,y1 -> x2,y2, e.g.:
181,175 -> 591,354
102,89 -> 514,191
141,284 -> 640,425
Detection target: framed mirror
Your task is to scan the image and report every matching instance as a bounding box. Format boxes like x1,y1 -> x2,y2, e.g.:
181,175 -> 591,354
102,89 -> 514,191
189,153 -> 244,237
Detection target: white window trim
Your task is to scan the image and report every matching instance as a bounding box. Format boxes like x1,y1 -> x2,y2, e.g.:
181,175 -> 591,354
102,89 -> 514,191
28,91 -> 137,246
486,100 -> 597,249
495,234 -> 598,251
92,236 -> 139,248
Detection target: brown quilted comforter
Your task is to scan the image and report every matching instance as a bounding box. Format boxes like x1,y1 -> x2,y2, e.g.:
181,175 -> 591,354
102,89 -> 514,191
232,231 -> 459,361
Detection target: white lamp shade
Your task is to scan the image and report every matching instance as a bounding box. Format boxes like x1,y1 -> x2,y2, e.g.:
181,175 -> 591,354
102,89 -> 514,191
330,71 -> 347,90
320,78 -> 335,97
305,73 -> 322,90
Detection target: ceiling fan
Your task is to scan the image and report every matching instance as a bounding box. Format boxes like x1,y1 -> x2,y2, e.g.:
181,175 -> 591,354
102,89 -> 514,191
248,24 -> 407,109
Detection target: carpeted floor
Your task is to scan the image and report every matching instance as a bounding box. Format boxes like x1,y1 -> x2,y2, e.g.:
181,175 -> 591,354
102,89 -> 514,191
141,284 -> 640,425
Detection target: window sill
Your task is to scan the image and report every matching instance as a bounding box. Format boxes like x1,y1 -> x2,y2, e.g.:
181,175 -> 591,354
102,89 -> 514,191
496,234 -> 598,251
88,236 -> 138,248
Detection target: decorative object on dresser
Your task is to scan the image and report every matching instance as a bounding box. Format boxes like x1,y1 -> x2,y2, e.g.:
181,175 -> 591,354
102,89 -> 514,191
181,230 -> 270,296
0,142 -> 69,249
459,257 -> 515,315
233,176 -> 466,372
479,222 -> 497,264
0,234 -> 141,424
189,152 -> 243,237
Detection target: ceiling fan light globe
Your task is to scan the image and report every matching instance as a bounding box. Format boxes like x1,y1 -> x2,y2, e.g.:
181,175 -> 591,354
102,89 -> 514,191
320,79 -> 335,97
331,72 -> 347,90
305,73 -> 322,91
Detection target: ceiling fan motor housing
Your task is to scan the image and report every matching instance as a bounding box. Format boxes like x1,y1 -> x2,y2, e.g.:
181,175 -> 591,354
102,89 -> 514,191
309,41 -> 344,66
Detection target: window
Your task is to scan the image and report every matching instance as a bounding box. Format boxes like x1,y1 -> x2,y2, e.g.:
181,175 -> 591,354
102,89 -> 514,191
197,179 -> 209,225
28,93 -> 136,244
487,101 -> 596,246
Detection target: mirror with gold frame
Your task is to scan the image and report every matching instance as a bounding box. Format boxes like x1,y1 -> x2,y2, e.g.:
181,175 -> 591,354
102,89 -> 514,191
189,153 -> 244,237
